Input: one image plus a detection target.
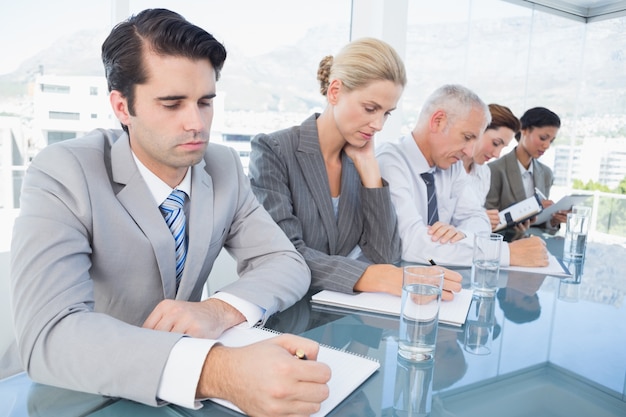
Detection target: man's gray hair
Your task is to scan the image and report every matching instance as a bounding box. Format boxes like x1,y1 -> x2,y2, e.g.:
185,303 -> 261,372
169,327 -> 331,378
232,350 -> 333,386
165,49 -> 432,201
417,84 -> 491,130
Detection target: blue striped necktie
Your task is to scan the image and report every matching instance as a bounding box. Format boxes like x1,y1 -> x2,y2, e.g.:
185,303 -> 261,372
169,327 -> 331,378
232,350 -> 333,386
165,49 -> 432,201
420,172 -> 439,226
159,189 -> 187,289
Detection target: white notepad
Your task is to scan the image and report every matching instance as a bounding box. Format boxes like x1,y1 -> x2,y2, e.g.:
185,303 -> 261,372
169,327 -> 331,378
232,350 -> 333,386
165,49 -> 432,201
493,194 -> 543,232
310,288 -> 473,327
209,325 -> 380,417
500,252 -> 571,277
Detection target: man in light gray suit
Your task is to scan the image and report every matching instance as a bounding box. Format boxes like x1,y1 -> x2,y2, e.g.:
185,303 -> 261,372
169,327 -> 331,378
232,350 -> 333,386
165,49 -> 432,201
10,9 -> 330,417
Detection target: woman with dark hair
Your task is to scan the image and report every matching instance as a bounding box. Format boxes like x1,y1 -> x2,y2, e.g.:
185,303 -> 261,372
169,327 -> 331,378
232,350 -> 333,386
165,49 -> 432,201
486,106 -> 566,234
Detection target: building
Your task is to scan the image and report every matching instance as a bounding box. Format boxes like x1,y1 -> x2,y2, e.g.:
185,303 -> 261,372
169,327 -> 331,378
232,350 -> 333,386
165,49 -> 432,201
32,75 -> 117,151
553,137 -> 626,189
0,117 -> 26,209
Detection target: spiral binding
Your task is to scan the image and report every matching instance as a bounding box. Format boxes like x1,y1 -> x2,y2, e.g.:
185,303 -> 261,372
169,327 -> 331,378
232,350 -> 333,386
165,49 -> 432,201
255,325 -> 380,363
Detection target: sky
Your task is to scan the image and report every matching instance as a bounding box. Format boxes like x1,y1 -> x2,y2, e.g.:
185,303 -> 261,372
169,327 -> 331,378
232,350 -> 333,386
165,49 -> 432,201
0,0 -> 529,76
0,0 -> 110,75
0,0 -> 350,75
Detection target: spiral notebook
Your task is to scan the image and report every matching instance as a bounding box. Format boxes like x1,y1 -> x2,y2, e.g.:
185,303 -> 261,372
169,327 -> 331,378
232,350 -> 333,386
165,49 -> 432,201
310,288 -> 473,327
208,325 -> 380,416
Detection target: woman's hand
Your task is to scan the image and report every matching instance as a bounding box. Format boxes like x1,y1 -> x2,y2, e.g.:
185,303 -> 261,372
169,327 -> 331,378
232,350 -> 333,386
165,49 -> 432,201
486,209 -> 501,231
343,141 -> 383,188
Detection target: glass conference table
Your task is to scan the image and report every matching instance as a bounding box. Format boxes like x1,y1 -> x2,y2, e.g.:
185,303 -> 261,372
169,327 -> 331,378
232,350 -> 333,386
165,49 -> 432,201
2,235 -> 626,417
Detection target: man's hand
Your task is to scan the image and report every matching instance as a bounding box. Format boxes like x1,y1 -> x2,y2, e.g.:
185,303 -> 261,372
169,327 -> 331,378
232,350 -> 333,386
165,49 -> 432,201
142,298 -> 245,339
197,334 -> 331,417
427,221 -> 466,244
508,235 -> 549,267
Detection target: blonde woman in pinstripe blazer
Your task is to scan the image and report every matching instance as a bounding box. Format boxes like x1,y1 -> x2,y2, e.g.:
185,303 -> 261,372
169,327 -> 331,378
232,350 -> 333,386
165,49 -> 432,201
249,38 -> 463,300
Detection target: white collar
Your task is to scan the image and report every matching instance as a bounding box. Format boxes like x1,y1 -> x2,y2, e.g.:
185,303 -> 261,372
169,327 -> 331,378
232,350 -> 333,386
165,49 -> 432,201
132,153 -> 192,207
517,159 -> 533,175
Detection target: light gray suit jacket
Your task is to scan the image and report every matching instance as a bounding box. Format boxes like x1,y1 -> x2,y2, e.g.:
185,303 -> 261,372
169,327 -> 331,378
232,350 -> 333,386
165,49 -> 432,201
486,147 -> 554,228
248,114 -> 401,294
10,129 -> 309,405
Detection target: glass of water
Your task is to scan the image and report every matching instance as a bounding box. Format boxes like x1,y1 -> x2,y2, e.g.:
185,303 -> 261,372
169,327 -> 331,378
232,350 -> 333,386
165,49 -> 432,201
471,232 -> 503,296
564,212 -> 589,260
398,265 -> 444,362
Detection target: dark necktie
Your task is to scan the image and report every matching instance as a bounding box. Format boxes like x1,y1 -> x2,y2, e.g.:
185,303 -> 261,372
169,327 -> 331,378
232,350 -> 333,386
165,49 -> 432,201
159,189 -> 187,289
420,172 -> 439,226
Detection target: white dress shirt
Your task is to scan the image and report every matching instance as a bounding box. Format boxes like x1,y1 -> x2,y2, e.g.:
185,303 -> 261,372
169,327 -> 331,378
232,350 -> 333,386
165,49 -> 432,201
377,135 -> 511,267
133,154 -> 263,409
468,162 -> 492,205
518,159 -> 535,198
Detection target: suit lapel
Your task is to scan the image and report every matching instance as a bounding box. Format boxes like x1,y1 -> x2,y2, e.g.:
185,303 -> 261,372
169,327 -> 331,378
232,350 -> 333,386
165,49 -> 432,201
111,134 -> 177,299
176,161 -> 213,300
295,117 -> 339,254
505,148 -> 527,203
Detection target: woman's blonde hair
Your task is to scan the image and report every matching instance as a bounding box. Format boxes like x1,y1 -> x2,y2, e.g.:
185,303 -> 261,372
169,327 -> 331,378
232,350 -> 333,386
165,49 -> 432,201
317,37 -> 406,96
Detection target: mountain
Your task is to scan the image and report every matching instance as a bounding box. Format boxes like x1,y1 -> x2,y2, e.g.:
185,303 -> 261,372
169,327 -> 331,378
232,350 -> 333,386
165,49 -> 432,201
2,16 -> 626,121
0,24 -> 345,116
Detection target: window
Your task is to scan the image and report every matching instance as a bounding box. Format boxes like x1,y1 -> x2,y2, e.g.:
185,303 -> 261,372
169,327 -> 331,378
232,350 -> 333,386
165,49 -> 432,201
223,134 -> 252,143
402,0 -> 626,239
0,0 -> 350,225
2,1 -> 626,236
41,84 -> 70,94
47,131 -> 77,144
48,111 -> 80,120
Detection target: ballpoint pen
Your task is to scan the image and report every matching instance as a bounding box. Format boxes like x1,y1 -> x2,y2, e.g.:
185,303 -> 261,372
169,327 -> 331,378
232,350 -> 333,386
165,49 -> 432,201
295,349 -> 308,360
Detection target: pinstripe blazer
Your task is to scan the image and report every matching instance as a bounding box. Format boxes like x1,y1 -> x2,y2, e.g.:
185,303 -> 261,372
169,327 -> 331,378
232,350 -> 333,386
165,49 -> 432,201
249,114 -> 401,293
485,147 -> 554,229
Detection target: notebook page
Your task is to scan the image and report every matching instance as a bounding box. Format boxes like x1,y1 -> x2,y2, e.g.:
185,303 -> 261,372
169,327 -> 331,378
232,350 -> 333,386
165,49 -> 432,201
208,325 -> 380,416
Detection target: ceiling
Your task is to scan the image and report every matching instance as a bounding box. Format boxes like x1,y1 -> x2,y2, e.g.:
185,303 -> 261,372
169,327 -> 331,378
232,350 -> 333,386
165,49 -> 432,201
503,0 -> 626,22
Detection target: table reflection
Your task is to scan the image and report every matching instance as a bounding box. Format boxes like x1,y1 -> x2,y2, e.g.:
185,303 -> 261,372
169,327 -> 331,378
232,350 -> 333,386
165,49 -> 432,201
463,293 -> 497,355
496,271 -> 546,324
558,257 -> 585,302
392,355 -> 434,417
1,239 -> 625,416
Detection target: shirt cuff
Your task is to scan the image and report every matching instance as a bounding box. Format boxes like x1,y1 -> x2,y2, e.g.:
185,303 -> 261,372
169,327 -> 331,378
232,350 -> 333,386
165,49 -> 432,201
157,337 -> 216,409
210,291 -> 265,326
157,295 -> 265,408
500,242 -> 511,267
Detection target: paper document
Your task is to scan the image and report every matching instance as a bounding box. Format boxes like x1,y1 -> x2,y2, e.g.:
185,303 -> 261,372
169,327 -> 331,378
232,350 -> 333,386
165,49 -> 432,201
310,288 -> 474,327
534,194 -> 591,225
500,252 -> 571,277
208,325 -> 379,417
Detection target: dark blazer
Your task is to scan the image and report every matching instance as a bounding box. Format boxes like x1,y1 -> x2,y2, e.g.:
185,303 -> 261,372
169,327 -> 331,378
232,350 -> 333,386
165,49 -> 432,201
248,114 -> 401,293
486,146 -> 554,231
11,129 -> 309,405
